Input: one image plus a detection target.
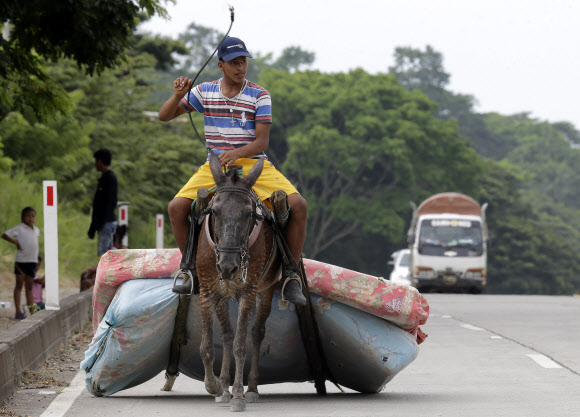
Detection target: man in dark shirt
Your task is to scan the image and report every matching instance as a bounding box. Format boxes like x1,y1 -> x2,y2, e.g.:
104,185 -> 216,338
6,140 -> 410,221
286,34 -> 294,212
88,148 -> 118,257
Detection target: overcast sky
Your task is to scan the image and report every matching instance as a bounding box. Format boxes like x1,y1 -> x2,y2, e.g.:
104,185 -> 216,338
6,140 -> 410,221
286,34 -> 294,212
141,0 -> 580,129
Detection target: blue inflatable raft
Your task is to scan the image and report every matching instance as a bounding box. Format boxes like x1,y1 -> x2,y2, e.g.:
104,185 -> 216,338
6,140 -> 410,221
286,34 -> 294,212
82,278 -> 422,396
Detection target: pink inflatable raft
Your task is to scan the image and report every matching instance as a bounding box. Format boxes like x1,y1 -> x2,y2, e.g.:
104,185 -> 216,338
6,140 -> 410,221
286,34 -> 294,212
82,249 -> 429,395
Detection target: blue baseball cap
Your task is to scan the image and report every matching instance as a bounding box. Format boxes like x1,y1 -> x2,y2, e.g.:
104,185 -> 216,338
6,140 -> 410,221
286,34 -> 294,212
218,37 -> 252,61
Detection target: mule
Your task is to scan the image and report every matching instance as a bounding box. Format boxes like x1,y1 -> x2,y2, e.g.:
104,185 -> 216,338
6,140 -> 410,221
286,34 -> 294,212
196,153 -> 281,412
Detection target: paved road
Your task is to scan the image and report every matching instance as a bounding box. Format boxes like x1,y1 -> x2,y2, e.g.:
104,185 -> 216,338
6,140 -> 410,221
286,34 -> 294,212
9,294 -> 580,416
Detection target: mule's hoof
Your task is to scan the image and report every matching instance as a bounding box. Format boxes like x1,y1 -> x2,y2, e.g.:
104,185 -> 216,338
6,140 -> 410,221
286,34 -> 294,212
206,381 -> 224,397
245,391 -> 259,403
230,398 -> 246,412
160,380 -> 175,391
161,373 -> 178,391
209,386 -> 224,398
215,391 -> 232,403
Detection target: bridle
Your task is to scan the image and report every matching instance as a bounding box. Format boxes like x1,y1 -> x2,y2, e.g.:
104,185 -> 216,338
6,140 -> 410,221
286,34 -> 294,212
204,186 -> 265,283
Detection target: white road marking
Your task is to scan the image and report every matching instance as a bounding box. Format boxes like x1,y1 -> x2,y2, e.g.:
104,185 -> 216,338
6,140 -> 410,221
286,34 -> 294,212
460,324 -> 485,331
526,354 -> 562,369
441,315 -> 452,319
39,370 -> 85,417
490,335 -> 503,339
38,391 -> 57,395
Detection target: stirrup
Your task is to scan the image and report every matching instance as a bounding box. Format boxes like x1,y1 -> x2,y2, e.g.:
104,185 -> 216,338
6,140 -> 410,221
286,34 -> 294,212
172,269 -> 196,295
280,269 -> 307,305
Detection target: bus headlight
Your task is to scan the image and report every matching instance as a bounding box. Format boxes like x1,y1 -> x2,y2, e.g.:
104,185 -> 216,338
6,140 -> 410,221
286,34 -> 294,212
416,267 -> 436,279
465,268 -> 485,279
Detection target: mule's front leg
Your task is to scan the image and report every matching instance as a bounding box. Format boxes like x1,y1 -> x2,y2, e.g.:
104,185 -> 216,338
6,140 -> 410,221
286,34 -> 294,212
215,298 -> 233,403
230,294 -> 257,412
246,286 -> 276,403
200,295 -> 223,397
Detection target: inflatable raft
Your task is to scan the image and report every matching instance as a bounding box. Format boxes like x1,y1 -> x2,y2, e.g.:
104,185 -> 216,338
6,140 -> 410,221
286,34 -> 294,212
81,249 -> 429,396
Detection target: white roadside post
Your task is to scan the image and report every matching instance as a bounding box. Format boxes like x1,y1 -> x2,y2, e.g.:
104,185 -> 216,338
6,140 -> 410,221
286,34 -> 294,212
118,202 -> 129,248
156,214 -> 164,249
43,181 -> 59,310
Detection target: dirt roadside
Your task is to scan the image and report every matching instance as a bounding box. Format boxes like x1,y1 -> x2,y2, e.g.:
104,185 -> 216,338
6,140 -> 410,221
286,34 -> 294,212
0,319 -> 94,417
0,269 -> 94,417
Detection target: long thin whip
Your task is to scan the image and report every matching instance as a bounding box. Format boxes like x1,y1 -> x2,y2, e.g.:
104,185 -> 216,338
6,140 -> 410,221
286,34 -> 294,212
186,6 -> 235,155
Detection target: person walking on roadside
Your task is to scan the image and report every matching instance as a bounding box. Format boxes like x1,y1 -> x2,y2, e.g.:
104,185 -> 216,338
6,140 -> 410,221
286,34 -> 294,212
2,206 -> 40,319
88,148 -> 118,257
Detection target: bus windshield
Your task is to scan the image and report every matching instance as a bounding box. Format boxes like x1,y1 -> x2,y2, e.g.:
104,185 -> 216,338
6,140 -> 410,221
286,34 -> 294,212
418,219 -> 483,256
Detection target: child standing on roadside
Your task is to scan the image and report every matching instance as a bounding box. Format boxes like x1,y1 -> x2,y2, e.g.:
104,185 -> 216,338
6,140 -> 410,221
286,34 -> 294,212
1,207 -> 41,319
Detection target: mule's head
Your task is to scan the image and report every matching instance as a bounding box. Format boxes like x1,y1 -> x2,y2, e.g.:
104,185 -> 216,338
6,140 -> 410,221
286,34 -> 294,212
209,153 -> 264,281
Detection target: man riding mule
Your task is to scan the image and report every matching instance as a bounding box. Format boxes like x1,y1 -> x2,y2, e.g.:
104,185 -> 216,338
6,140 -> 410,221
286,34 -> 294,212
158,36 -> 307,306
192,153 -> 286,411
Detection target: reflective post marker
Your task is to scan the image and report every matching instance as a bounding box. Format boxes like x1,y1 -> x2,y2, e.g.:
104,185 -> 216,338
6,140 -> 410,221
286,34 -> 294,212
43,181 -> 59,310
156,214 -> 164,249
118,202 -> 129,248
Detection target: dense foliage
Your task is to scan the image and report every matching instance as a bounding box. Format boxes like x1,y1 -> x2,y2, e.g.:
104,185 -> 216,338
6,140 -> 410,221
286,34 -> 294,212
262,69 -> 483,258
0,0 -> 168,121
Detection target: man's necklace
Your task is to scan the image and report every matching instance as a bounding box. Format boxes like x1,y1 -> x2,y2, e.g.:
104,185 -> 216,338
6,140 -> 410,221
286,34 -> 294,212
219,78 -> 247,126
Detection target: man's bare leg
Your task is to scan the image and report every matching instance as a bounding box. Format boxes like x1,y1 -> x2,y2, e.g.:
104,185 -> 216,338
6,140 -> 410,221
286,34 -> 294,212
168,197 -> 193,254
282,193 -> 308,305
168,196 -> 201,295
286,193 -> 308,262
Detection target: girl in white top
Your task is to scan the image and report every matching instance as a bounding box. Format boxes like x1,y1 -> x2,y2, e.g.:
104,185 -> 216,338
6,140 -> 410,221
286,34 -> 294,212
2,207 -> 40,319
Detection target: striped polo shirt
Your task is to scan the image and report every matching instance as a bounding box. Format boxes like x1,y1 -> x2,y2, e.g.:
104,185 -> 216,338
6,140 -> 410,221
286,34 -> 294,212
180,79 -> 272,159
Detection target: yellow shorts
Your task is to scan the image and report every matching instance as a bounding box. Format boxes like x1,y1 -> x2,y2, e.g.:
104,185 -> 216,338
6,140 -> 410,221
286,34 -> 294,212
175,158 -> 299,206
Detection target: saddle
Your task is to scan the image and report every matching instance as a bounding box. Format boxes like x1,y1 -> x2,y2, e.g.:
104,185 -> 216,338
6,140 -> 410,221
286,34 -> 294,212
172,186 -> 305,306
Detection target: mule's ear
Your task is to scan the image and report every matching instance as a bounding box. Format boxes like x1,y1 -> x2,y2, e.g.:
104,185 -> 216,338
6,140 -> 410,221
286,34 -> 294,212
209,152 -> 225,185
243,158 -> 264,188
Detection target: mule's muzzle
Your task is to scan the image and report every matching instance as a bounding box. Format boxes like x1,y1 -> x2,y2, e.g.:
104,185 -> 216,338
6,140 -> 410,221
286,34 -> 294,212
216,262 -> 239,282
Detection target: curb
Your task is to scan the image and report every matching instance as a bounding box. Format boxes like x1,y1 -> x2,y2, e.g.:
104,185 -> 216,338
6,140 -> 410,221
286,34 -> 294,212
0,291 -> 92,404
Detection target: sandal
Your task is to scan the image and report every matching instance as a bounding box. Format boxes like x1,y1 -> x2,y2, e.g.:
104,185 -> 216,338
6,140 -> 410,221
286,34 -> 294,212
29,303 -> 41,314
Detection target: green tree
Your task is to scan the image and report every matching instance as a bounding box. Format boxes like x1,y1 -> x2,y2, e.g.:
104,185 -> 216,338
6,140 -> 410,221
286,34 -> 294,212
479,160 -> 579,294
388,45 -> 486,150
1,38 -> 207,252
135,33 -> 188,71
0,136 -> 14,172
0,0 -> 169,121
467,113 -> 580,211
55,53 -> 207,247
271,46 -> 315,73
389,45 -> 449,92
173,23 -> 225,83
0,111 -> 92,200
260,69 -> 483,261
